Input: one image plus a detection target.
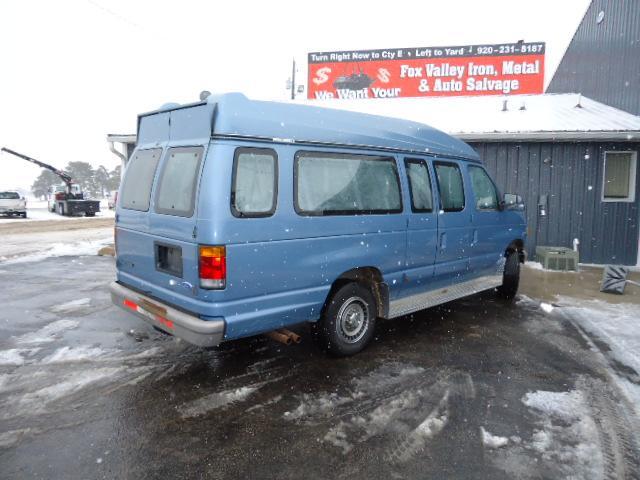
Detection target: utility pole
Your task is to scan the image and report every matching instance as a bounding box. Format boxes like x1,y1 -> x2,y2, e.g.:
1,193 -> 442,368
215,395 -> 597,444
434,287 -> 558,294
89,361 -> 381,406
291,58 -> 296,100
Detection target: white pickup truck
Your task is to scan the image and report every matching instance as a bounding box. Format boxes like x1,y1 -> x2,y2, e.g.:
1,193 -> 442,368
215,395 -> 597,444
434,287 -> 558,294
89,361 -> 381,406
0,191 -> 27,218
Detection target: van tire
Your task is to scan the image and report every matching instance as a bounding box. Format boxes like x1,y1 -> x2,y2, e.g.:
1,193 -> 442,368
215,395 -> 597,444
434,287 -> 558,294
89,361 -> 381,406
312,283 -> 377,356
497,251 -> 520,300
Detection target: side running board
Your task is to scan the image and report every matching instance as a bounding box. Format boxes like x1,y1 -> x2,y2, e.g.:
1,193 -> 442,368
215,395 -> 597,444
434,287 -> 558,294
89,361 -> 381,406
386,274 -> 503,319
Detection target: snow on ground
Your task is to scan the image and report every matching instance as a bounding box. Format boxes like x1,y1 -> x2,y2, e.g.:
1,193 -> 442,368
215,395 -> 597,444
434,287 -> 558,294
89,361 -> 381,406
552,297 -> 640,414
0,201 -> 114,223
481,427 -> 509,449
540,302 -> 554,313
521,388 -> 603,478
283,363 -> 454,456
14,319 -> 80,345
1,367 -> 124,420
0,349 -> 29,366
178,386 -> 259,418
0,228 -> 113,263
41,346 -> 109,364
50,298 -> 92,313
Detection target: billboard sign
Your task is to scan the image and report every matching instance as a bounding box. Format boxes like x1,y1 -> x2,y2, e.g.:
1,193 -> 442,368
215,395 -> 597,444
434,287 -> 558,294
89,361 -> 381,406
308,42 -> 545,100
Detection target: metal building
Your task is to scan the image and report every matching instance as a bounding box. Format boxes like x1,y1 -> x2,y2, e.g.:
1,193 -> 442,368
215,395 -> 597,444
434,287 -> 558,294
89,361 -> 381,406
547,0 -> 640,116
308,93 -> 640,265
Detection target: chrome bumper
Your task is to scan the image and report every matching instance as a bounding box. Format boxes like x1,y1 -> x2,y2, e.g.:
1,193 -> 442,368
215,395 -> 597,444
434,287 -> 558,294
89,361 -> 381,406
109,282 -> 225,348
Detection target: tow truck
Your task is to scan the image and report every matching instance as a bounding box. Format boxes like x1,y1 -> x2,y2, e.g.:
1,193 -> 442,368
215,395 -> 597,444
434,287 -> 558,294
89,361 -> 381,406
1,147 -> 101,217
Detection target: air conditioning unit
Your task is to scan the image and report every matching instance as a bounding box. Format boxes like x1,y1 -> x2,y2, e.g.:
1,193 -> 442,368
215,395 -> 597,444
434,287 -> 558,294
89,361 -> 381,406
535,246 -> 579,271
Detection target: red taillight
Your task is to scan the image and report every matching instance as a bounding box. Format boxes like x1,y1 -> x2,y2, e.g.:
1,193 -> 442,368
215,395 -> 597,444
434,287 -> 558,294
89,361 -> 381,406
199,245 -> 226,289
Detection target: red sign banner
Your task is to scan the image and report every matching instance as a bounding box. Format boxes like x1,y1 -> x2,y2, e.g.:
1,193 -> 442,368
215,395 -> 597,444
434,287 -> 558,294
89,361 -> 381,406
308,42 -> 545,100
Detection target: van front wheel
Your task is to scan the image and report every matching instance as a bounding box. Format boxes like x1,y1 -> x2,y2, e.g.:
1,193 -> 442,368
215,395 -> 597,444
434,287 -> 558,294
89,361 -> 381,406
312,283 -> 377,356
497,251 -> 520,300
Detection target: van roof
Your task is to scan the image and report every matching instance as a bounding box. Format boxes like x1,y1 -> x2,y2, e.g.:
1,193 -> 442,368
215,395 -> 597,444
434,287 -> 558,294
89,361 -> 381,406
138,93 -> 480,161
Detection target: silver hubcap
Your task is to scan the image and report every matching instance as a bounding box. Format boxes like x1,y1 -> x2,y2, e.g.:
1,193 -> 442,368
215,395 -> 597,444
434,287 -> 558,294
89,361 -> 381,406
336,296 -> 369,344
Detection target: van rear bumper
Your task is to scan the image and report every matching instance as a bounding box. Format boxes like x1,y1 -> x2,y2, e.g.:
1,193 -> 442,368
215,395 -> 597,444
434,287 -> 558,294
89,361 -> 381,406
109,282 -> 225,347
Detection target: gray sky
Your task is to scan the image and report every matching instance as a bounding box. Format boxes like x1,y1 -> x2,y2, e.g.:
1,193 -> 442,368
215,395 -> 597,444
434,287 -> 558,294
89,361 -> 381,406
0,0 -> 590,192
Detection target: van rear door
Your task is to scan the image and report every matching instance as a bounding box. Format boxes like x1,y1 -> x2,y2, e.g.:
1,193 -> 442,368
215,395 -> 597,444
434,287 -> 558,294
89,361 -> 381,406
116,104 -> 212,308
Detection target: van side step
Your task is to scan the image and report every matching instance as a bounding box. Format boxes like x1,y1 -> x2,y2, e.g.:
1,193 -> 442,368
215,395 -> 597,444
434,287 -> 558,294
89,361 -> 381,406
386,274 -> 503,319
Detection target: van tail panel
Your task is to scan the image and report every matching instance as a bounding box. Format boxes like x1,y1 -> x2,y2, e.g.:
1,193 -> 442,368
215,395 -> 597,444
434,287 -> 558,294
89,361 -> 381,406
115,227 -> 202,302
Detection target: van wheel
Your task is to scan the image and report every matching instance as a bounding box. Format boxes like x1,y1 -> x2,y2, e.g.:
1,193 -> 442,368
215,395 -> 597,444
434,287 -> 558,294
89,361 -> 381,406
58,204 -> 65,216
497,251 -> 520,300
312,283 -> 377,356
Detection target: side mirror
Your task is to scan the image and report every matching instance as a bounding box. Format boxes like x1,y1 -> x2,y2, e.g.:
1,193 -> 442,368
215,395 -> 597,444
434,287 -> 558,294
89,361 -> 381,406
501,193 -> 525,211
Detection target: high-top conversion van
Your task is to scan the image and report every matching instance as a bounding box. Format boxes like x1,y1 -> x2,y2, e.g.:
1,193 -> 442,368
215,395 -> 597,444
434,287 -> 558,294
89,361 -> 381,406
110,93 -> 526,356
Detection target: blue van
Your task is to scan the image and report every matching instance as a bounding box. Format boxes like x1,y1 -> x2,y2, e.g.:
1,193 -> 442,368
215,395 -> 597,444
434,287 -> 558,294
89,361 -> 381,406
110,93 -> 526,356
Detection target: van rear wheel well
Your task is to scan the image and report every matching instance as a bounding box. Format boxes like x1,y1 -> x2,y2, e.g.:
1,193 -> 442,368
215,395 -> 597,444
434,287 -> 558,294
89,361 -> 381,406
324,267 -> 388,319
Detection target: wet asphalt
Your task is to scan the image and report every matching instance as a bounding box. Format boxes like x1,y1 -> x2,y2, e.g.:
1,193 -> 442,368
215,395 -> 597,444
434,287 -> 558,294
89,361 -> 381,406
1,255 -> 639,480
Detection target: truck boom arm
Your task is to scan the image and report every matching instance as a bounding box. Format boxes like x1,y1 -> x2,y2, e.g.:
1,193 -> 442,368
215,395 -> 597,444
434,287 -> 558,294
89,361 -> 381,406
1,147 -> 73,187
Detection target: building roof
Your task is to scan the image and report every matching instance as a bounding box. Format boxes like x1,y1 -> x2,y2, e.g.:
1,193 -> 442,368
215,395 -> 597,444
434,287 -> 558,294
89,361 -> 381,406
304,93 -> 640,142
133,93 -> 479,160
106,133 -> 136,143
108,93 -> 640,149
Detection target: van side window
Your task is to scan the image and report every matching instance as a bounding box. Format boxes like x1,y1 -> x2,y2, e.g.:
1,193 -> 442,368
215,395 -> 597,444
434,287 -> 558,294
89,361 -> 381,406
120,148 -> 162,212
404,159 -> 433,212
468,166 -> 499,210
434,161 -> 465,212
231,148 -> 278,217
155,147 -> 203,217
295,151 -> 402,215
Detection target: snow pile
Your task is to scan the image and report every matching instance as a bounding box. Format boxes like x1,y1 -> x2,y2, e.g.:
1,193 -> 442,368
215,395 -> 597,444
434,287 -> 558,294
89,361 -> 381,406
521,388 -> 603,478
481,427 -> 509,448
14,319 -> 79,345
558,297 -> 640,412
4,237 -> 112,264
558,298 -> 640,376
179,386 -> 259,418
50,298 -> 91,313
524,261 -> 546,271
540,302 -> 554,313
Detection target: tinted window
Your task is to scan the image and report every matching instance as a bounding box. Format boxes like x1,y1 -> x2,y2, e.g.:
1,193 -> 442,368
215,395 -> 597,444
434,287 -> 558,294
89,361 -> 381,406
468,166 -> 498,210
231,148 -> 277,217
155,147 -> 203,217
434,162 -> 465,212
405,159 -> 433,212
120,149 -> 161,211
295,151 -> 401,215
0,192 -> 20,199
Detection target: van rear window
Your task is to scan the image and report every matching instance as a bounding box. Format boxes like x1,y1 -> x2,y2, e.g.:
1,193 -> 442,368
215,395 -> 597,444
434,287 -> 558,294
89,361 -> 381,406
155,147 -> 203,217
295,151 -> 402,215
120,149 -> 161,211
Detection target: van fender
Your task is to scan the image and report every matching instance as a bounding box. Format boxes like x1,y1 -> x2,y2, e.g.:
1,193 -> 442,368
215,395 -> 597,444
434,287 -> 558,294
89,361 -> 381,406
324,267 -> 390,319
